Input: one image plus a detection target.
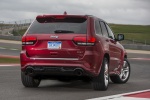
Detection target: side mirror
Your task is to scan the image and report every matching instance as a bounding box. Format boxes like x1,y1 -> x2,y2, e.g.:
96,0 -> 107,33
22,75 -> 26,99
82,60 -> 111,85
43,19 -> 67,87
116,34 -> 124,41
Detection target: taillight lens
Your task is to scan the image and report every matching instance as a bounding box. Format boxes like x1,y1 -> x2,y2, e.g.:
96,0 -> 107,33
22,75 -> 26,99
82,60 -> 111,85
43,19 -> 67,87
73,36 -> 96,46
22,36 -> 37,45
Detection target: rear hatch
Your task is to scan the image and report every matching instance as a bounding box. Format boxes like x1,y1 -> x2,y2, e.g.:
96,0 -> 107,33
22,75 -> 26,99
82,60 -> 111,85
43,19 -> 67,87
22,15 -> 95,59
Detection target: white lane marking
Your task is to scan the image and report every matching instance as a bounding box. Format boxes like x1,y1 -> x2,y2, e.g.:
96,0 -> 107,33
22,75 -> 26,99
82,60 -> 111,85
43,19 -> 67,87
0,47 -> 6,49
0,47 -> 19,51
0,64 -> 20,67
0,40 -> 21,44
87,89 -> 150,100
102,97 -> 150,100
10,48 -> 18,51
126,49 -> 150,54
129,58 -> 150,61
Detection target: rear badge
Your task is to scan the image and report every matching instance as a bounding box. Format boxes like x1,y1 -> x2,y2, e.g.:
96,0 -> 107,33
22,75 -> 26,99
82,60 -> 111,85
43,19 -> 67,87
50,36 -> 58,38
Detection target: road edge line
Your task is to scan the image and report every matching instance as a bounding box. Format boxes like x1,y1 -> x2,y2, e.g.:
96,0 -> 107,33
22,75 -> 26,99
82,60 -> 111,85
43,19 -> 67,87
0,54 -> 19,58
87,89 -> 150,100
0,64 -> 20,67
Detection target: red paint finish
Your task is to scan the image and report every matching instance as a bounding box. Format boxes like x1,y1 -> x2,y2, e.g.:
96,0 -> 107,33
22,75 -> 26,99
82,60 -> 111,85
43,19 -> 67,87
125,91 -> 150,98
20,14 -> 126,77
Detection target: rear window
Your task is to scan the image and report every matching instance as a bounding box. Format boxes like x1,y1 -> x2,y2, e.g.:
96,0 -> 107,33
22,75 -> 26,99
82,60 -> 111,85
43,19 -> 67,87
27,17 -> 87,34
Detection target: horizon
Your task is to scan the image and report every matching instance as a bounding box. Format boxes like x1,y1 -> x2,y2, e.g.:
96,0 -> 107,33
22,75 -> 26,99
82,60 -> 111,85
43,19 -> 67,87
2,18 -> 150,26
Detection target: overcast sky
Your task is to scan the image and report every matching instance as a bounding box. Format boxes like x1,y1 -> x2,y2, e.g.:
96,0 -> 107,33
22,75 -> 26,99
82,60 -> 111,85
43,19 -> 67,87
0,0 -> 150,25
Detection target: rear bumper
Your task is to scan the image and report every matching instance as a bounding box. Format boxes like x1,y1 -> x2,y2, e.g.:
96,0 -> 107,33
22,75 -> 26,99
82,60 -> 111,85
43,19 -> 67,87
20,50 -> 102,77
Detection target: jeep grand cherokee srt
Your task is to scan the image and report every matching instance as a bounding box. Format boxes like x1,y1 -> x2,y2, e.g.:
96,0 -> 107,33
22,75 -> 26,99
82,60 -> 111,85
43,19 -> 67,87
20,13 -> 131,91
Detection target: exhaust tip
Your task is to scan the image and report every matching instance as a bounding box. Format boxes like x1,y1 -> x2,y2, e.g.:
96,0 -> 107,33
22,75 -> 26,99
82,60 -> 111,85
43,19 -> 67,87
26,67 -> 34,75
74,69 -> 83,76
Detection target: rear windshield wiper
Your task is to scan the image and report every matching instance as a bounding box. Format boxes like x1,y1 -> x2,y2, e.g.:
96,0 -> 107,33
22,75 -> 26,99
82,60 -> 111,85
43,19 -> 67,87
54,30 -> 74,33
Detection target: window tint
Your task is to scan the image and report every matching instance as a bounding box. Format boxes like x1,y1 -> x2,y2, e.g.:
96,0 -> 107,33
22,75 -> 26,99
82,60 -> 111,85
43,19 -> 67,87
28,19 -> 87,34
95,20 -> 102,35
106,24 -> 115,39
100,22 -> 109,37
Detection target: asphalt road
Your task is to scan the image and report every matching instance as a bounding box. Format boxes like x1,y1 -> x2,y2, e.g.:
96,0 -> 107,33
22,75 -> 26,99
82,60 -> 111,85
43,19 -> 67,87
0,42 -> 20,56
0,42 -> 21,50
0,41 -> 150,100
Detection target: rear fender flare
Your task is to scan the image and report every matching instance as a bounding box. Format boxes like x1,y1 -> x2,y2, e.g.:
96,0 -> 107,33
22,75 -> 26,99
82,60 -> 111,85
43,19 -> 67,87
97,51 -> 110,75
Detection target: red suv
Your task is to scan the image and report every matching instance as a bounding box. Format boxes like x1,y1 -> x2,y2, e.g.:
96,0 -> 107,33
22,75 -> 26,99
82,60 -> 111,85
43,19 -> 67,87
20,13 -> 131,91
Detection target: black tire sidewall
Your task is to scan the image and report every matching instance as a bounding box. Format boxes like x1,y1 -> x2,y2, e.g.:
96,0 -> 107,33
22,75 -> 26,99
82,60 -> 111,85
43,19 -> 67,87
92,57 -> 109,90
21,71 -> 41,87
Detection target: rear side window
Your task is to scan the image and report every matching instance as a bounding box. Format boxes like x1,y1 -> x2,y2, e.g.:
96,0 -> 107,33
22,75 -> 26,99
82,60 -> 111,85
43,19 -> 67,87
105,24 -> 115,39
100,22 -> 109,37
95,20 -> 102,35
27,17 -> 87,34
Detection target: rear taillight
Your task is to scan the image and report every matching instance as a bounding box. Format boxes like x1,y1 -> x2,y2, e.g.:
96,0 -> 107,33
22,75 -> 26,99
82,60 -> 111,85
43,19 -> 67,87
22,36 -> 37,45
73,36 -> 96,46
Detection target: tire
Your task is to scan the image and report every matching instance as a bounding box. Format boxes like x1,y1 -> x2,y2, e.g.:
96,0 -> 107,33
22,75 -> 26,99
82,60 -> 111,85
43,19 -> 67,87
91,58 -> 109,91
110,58 -> 130,83
21,71 -> 41,87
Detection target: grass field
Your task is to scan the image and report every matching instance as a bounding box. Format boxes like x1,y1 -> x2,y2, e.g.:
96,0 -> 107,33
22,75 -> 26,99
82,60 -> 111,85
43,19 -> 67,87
110,24 -> 150,33
110,24 -> 150,44
12,29 -> 27,36
0,57 -> 20,64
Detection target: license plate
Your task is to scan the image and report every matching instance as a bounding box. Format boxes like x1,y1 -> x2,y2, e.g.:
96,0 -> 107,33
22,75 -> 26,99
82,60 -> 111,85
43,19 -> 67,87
47,41 -> 62,49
